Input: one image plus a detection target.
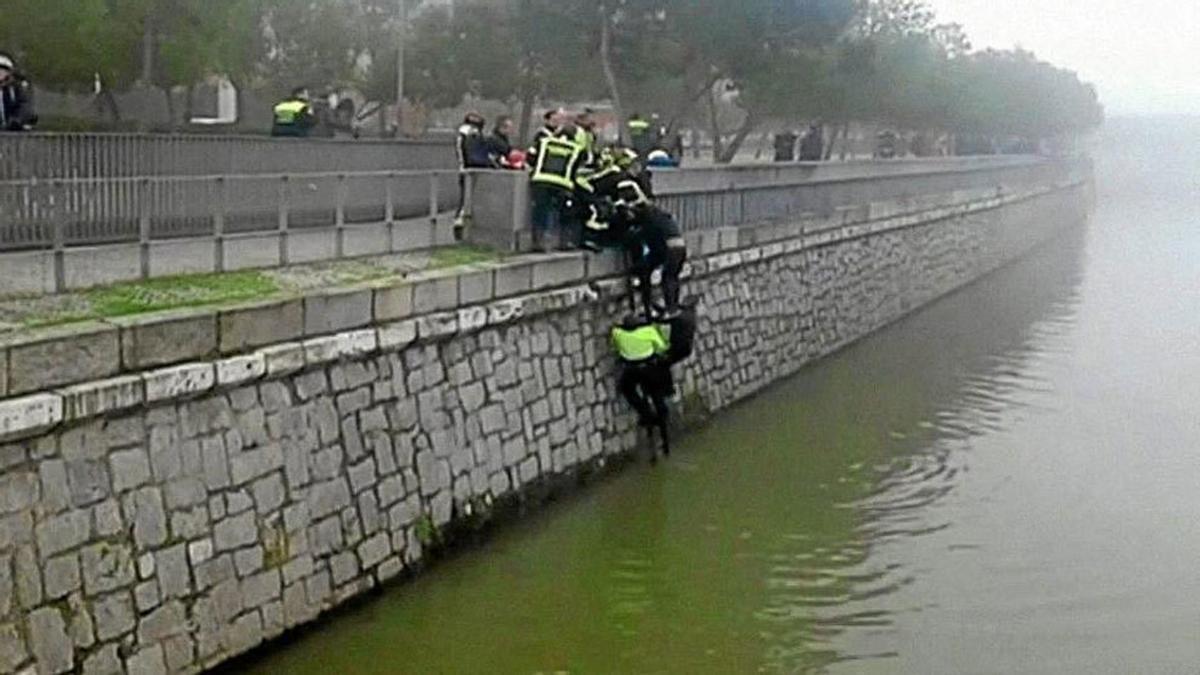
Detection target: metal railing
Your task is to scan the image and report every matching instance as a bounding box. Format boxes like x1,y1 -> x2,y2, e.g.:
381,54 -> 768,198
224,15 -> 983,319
0,169 -> 463,251
0,132 -> 455,181
655,159 -> 1076,231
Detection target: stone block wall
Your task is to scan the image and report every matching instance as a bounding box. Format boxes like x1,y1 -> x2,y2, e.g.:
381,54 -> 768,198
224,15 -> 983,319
0,175 -> 1089,674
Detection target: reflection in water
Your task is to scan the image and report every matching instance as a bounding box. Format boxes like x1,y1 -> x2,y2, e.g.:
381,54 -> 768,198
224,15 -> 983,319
240,118 -> 1200,675
749,231 -> 1087,673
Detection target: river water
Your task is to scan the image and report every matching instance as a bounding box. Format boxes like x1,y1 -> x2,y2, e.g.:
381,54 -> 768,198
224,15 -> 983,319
240,118 -> 1200,674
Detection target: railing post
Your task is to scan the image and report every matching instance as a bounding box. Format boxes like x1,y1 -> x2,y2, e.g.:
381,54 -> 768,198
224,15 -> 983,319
335,173 -> 347,259
278,175 -> 290,266
51,179 -> 66,294
213,177 -> 226,273
385,172 -> 396,253
139,178 -> 152,279
429,172 -> 440,225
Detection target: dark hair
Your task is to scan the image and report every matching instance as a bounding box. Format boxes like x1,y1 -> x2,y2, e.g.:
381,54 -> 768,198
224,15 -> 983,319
543,109 -> 557,122
494,116 -> 513,132
291,86 -> 308,98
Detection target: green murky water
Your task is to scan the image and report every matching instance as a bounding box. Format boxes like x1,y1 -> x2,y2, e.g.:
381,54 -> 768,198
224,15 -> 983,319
240,119 -> 1200,674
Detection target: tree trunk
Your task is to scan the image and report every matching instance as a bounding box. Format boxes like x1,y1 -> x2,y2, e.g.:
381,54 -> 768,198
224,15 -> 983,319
516,65 -> 537,146
184,85 -> 195,127
99,89 -> 121,124
228,78 -> 247,129
598,4 -> 627,144
705,89 -> 724,162
664,72 -> 720,135
823,120 -> 843,161
140,19 -> 156,85
718,113 -> 758,164
162,87 -> 176,131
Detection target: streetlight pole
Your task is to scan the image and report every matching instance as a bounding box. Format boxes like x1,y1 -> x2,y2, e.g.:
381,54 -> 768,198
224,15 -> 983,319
395,0 -> 409,135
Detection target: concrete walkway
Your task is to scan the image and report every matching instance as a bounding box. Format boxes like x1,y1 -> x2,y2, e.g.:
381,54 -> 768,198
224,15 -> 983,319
0,246 -> 500,333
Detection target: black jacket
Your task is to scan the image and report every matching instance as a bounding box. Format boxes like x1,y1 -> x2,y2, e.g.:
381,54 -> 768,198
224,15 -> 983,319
457,123 -> 492,169
0,75 -> 36,131
487,131 -> 512,165
663,304 -> 697,365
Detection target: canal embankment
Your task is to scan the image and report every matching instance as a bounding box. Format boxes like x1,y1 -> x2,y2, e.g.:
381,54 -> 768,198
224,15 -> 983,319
0,157 -> 1090,674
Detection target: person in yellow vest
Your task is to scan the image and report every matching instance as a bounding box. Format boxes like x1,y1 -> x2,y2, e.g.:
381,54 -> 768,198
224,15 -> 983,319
527,121 -> 586,252
271,87 -> 316,138
628,112 -> 656,157
612,314 -> 673,459
574,108 -> 598,165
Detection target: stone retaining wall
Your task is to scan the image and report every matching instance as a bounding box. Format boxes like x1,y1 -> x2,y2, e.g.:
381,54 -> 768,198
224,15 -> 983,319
0,173 -> 1089,674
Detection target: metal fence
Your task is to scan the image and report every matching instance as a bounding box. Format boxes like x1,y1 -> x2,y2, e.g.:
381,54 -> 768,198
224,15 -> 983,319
0,170 -> 463,252
655,159 -> 1077,232
0,132 -> 455,181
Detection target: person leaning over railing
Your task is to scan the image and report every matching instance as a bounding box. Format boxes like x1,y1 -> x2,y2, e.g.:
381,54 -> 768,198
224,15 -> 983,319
455,111 -> 492,238
0,53 -> 37,132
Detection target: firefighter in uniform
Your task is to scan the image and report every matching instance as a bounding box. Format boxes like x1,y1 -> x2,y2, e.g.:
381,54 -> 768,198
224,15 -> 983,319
575,147 -> 640,251
615,177 -> 687,315
527,122 -> 585,252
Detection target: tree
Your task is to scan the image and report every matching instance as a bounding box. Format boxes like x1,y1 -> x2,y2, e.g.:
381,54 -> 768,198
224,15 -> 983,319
0,0 -> 142,118
652,0 -> 857,161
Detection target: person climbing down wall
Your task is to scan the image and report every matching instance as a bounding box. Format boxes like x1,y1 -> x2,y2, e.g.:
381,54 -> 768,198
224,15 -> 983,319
611,313 -> 673,460
616,180 -> 687,317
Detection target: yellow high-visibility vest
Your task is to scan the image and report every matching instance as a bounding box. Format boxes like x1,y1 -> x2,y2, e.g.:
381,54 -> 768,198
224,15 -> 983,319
612,324 -> 668,362
274,100 -> 309,124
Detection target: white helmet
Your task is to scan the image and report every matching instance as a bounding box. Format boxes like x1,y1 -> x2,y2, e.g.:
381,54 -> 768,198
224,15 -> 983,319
0,54 -> 14,71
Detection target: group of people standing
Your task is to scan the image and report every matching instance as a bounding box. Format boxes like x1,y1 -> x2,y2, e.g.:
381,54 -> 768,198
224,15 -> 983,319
0,53 -> 36,132
512,106 -> 695,460
774,122 -> 826,162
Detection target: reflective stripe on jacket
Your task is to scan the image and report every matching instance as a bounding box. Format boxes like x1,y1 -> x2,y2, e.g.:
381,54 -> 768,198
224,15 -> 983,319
531,135 -> 583,190
628,119 -> 651,134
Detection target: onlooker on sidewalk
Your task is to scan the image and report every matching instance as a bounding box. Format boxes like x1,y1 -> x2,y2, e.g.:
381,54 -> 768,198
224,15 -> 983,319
0,54 -> 36,132
628,112 -> 657,158
774,129 -> 797,162
487,115 -> 516,167
575,108 -> 598,164
271,87 -> 316,137
799,122 -> 824,161
455,111 -> 491,237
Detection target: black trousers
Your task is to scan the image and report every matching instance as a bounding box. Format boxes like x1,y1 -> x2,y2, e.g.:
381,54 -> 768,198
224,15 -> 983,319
618,360 -> 672,426
661,242 -> 688,311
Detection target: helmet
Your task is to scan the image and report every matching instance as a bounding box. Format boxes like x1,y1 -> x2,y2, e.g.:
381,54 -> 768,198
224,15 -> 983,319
0,54 -> 14,71
612,148 -> 639,169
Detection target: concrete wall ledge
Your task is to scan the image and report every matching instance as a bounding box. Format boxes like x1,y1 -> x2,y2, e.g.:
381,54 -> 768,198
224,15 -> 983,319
0,180 -> 1086,443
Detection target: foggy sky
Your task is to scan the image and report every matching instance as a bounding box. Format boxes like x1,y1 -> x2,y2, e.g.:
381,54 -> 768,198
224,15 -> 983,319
935,0 -> 1200,116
